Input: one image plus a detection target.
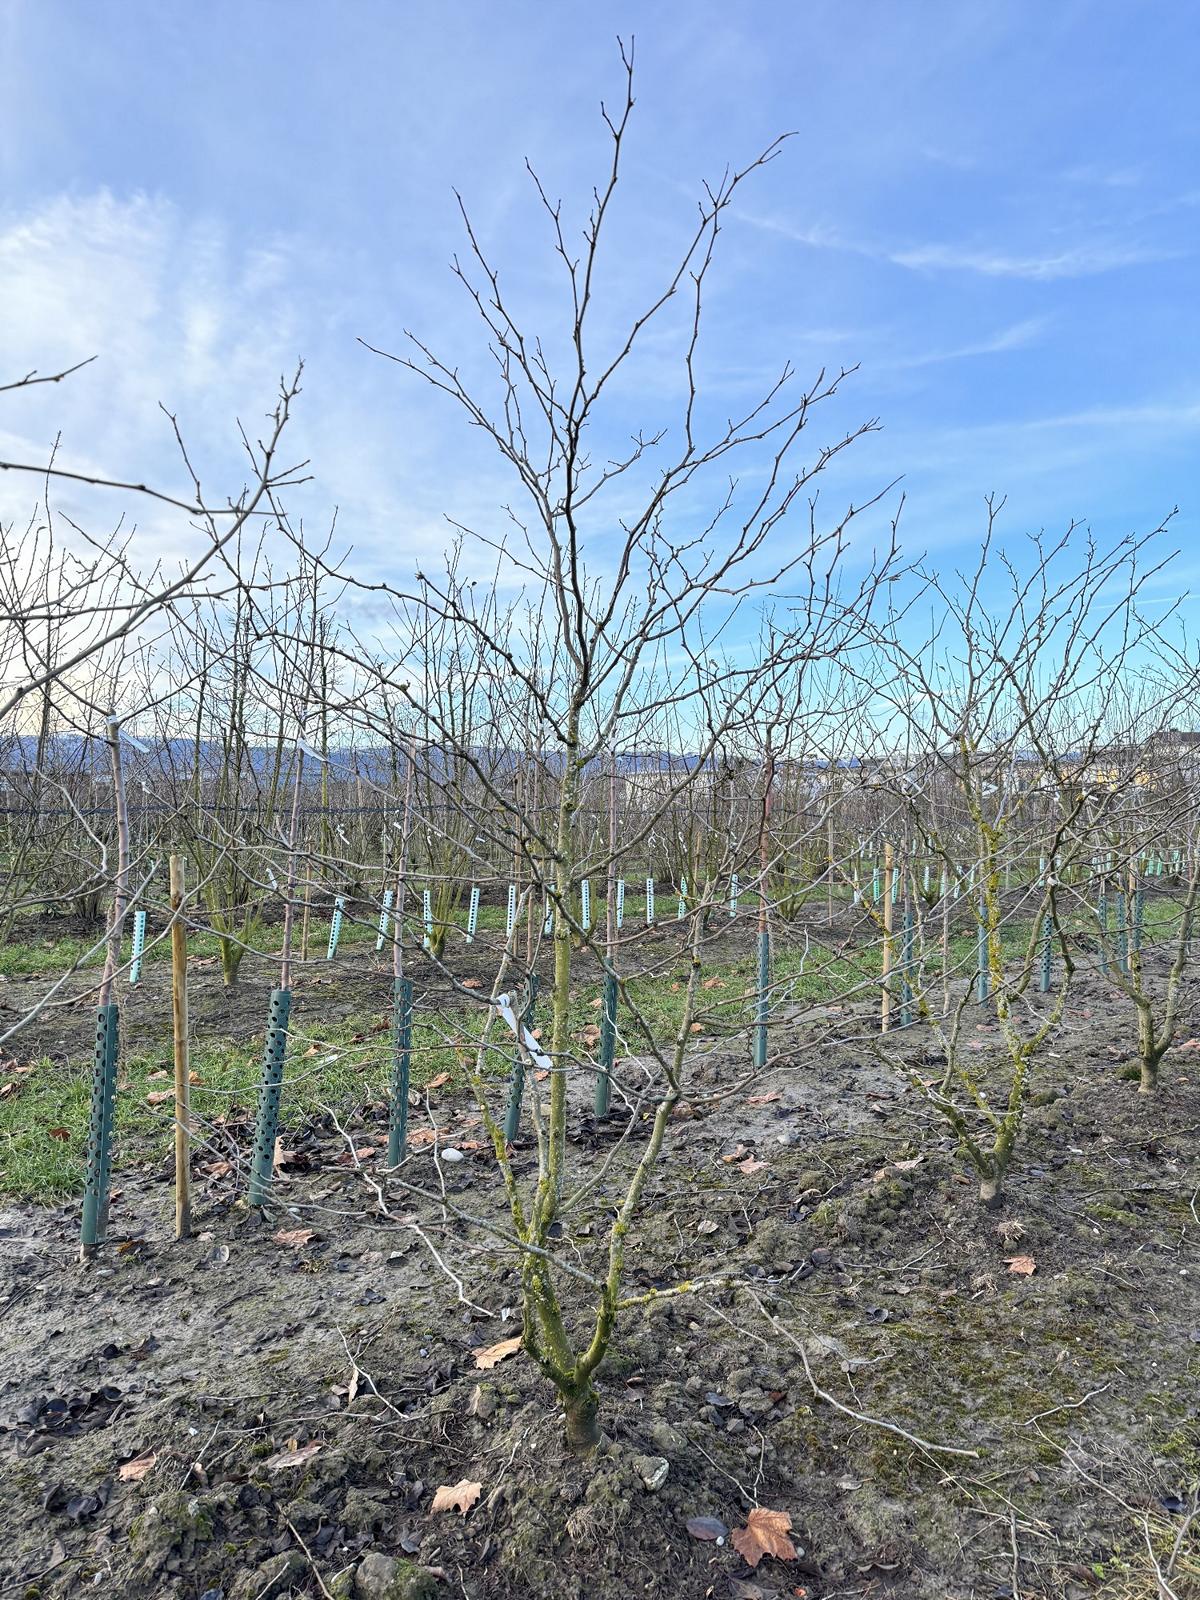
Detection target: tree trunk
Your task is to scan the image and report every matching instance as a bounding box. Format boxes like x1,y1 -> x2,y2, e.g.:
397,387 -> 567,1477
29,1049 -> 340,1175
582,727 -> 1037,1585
220,935 -> 243,987
1137,1003 -> 1158,1093
561,1381 -> 601,1453
978,1174 -> 1002,1209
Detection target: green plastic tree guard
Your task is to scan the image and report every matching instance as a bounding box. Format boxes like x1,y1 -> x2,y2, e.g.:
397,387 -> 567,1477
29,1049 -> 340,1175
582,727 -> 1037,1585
387,976 -> 414,1165
753,926 -> 770,1070
900,901 -> 915,1027
595,968 -> 618,1119
248,987 -> 292,1207
80,1003 -> 119,1252
129,909 -> 146,985
976,900 -> 989,1005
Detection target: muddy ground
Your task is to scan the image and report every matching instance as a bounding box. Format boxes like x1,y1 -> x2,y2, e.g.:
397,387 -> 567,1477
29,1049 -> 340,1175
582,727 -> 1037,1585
2,922 -> 1200,1599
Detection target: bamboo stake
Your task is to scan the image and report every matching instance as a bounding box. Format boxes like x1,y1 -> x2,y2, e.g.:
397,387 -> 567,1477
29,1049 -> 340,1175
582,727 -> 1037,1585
169,854 -> 192,1239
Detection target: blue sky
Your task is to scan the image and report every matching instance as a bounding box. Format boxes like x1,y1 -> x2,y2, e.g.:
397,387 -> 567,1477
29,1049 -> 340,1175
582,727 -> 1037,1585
0,0 -> 1196,611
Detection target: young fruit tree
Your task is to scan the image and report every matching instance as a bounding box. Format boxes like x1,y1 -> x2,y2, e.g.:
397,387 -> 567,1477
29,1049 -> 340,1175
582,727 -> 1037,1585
342,48 -> 901,1449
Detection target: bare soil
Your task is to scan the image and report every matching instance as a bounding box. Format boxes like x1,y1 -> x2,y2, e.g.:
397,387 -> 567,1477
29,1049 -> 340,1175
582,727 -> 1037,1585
2,930 -> 1200,1599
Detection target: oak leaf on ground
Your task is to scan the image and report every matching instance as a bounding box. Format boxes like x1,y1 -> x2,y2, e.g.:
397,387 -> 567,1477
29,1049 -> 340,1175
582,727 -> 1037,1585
431,1478 -> 482,1515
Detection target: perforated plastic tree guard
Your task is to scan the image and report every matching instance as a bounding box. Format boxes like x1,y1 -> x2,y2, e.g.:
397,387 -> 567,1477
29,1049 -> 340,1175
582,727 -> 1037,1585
248,987 -> 292,1207
387,976 -> 414,1165
80,1003 -> 119,1251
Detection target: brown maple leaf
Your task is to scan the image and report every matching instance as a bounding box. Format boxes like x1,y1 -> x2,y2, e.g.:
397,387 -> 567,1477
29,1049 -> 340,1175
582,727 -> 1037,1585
731,1506 -> 797,1568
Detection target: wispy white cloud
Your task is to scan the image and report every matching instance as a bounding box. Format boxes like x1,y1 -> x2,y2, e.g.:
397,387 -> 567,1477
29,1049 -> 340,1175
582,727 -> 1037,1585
1060,162 -> 1145,189
885,316 -> 1050,370
889,239 -> 1176,280
734,206 -> 1176,281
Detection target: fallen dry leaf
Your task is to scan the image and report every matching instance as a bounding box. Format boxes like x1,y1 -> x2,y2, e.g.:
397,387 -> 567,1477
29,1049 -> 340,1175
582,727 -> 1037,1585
473,1335 -> 522,1370
273,1227 -> 315,1250
47,1126 -> 70,1141
461,978 -> 482,990
431,1478 -> 482,1515
732,1506 -> 797,1569
407,1128 -> 445,1149
722,1144 -> 749,1163
118,1452 -> 157,1482
1006,1255 -> 1037,1275
738,1158 -> 767,1176
873,1155 -> 925,1182
426,1072 -> 452,1090
702,976 -> 727,990
145,1090 -> 172,1106
747,1090 -> 781,1106
265,1440 -> 323,1471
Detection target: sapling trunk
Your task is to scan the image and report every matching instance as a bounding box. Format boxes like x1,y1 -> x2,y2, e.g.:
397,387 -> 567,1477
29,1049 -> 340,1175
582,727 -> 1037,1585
562,1382 -> 602,1453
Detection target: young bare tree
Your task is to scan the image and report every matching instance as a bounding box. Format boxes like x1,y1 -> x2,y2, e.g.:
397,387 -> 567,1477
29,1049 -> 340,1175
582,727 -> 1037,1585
336,48 -> 902,1448
872,506 -> 1174,1204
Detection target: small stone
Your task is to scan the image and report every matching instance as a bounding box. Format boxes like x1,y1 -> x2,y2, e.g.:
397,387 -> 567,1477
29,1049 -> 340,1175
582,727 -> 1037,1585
646,1419 -> 685,1454
440,1148 -> 465,1163
633,1454 -> 669,1491
354,1551 -> 438,1600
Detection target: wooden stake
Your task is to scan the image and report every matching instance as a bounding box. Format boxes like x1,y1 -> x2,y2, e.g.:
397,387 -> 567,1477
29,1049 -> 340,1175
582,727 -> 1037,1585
169,854 -> 192,1239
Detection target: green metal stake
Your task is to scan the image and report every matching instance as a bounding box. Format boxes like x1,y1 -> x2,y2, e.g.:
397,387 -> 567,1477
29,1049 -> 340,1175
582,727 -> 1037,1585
1116,889 -> 1129,977
1040,913 -> 1053,993
387,976 -> 414,1165
595,968 -> 617,1120
248,987 -> 292,1207
503,977 -> 537,1144
753,926 -> 771,1069
1097,885 -> 1108,974
80,1003 -> 119,1253
1134,880 -> 1145,957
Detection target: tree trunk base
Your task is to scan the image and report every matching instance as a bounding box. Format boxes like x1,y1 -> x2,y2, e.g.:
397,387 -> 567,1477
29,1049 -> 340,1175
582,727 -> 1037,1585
562,1386 -> 601,1454
979,1177 -> 1003,1209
